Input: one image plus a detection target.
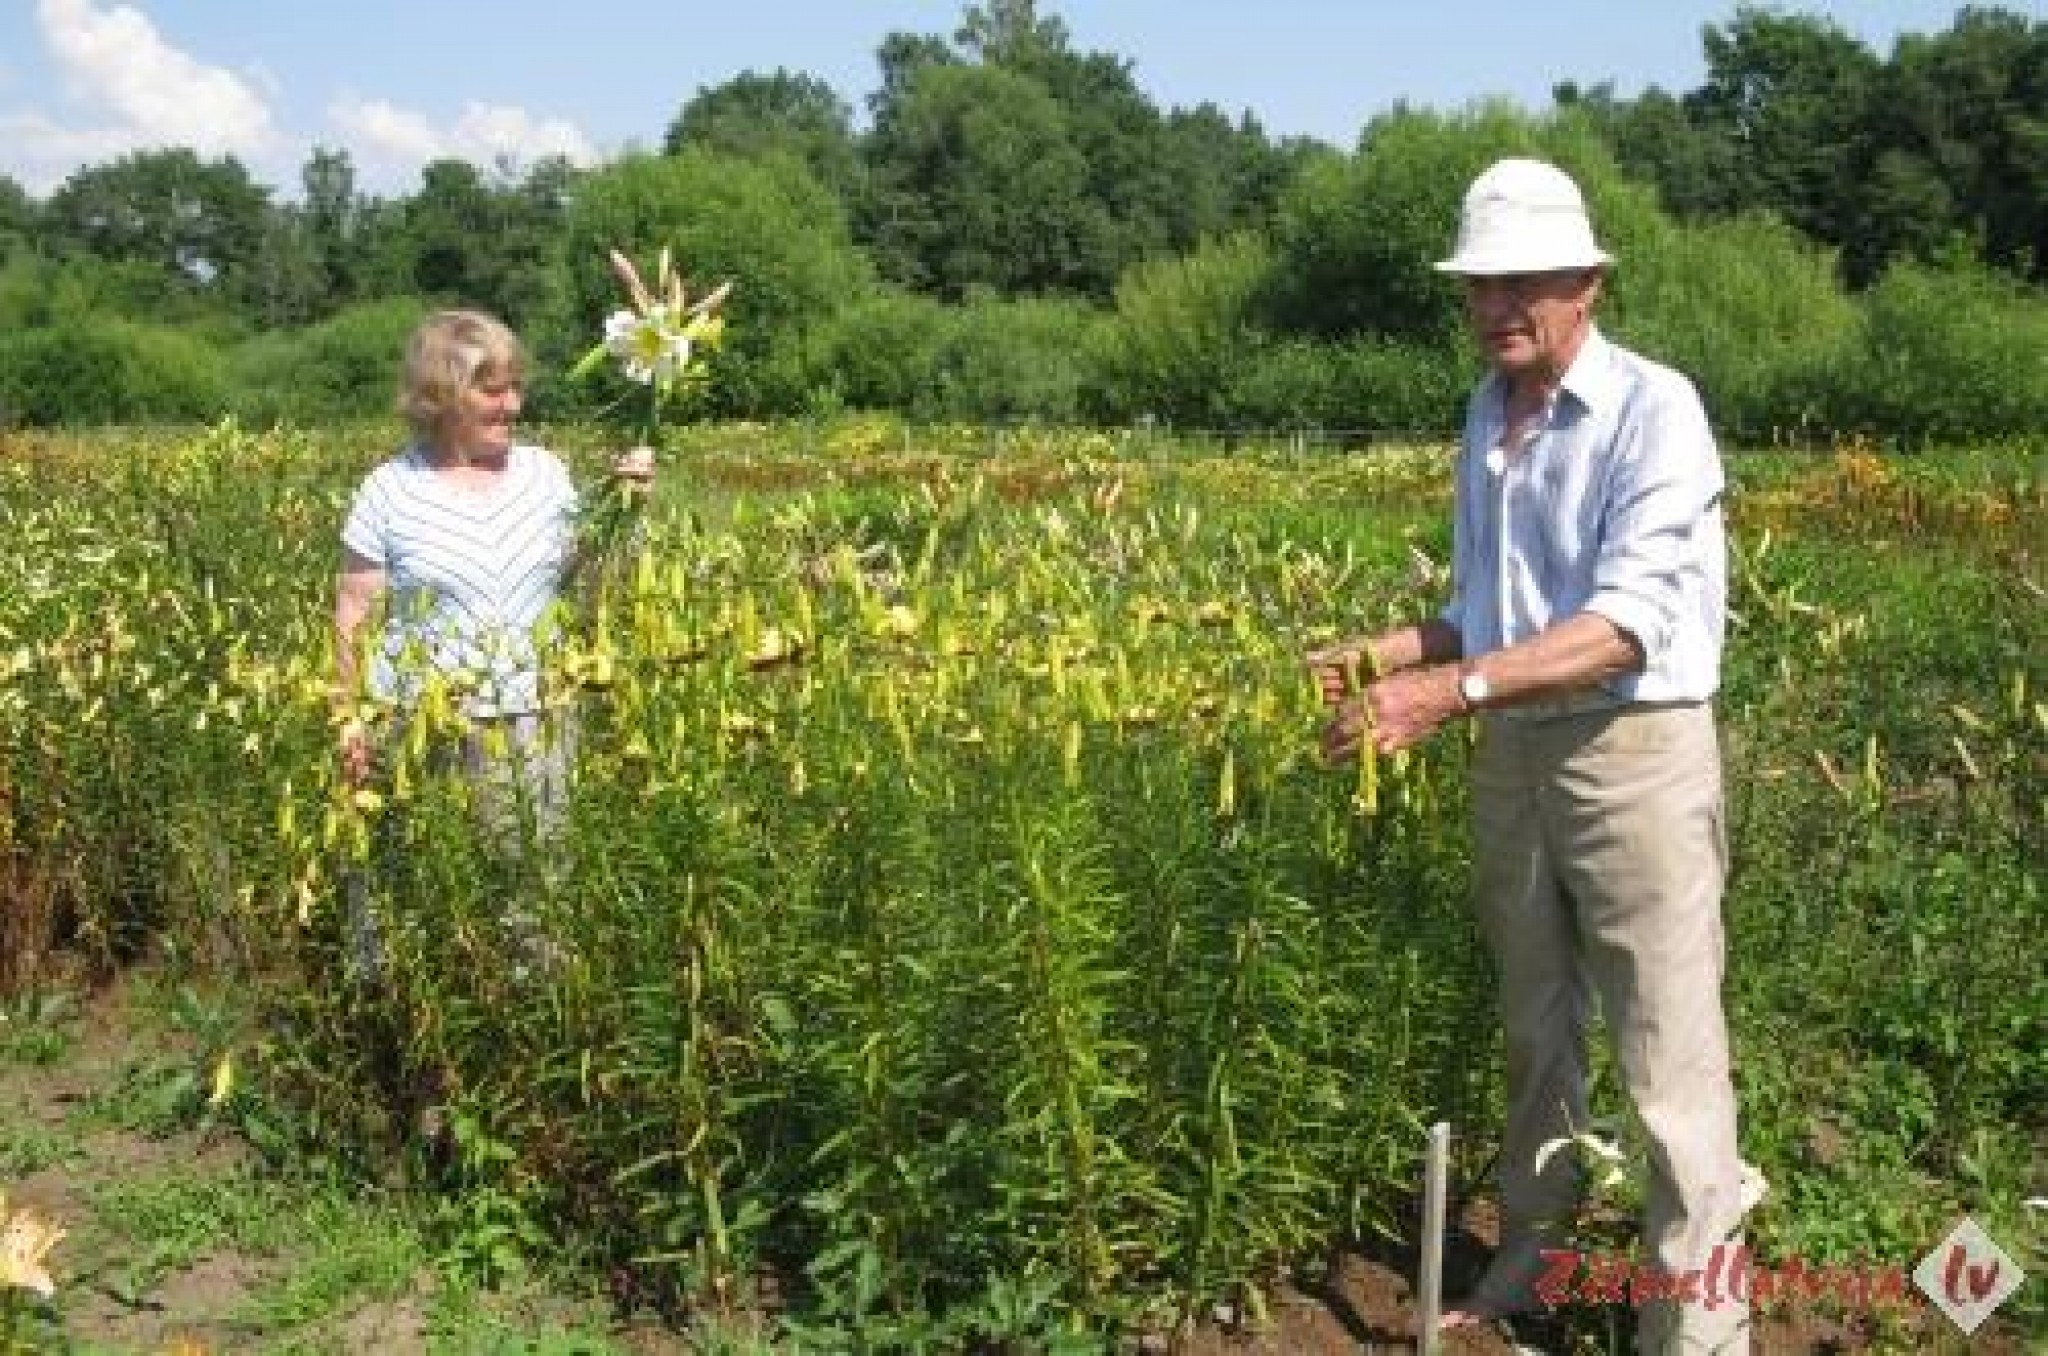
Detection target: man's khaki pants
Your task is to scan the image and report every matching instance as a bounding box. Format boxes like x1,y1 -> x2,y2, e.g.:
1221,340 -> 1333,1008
1470,702 -> 1752,1353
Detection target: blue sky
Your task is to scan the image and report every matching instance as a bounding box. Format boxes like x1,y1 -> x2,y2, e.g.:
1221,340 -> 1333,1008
0,0 -> 1995,198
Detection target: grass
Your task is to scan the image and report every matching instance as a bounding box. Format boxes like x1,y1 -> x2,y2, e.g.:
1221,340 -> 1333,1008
0,971 -> 665,1354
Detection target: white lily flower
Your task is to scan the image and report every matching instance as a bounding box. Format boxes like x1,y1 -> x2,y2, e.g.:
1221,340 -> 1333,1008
0,1196 -> 64,1298
1534,1126 -> 1629,1191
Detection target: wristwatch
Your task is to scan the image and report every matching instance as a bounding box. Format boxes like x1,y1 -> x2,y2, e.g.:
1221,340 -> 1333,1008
1457,664 -> 1491,712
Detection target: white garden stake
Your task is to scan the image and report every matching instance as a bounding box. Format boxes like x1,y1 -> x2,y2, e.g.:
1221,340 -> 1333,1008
1418,1120 -> 1452,1355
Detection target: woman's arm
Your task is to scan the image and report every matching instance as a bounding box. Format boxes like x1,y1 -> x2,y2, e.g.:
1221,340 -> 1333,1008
563,446 -> 658,592
334,549 -> 387,781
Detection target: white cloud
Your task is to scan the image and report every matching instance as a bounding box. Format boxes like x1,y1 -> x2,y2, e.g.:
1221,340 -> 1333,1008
2,1 -> 601,197
39,0 -> 274,155
329,97 -> 445,168
331,95 -> 602,192
0,109 -> 144,190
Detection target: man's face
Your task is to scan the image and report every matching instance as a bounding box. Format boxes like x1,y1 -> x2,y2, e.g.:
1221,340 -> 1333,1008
1463,269 -> 1602,383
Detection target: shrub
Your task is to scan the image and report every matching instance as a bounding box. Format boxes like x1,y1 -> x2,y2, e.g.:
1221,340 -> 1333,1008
0,318 -> 228,426
1824,258 -> 2048,444
1330,339 -> 1469,436
549,149 -> 876,422
1265,103 -> 1665,348
809,290 -> 959,415
228,297 -> 427,426
930,296 -> 1107,425
1097,233 -> 1275,427
1604,211 -> 1859,445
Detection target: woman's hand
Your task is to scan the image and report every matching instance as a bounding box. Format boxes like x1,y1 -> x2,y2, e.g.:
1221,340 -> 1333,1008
611,446 -> 657,495
340,719 -> 374,786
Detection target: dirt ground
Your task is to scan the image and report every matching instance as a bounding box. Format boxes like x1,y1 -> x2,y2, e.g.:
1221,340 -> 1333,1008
1,971 -> 2029,1354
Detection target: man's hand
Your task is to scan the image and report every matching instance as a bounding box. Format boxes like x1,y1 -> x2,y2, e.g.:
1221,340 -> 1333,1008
1364,664 -> 1465,752
1306,639 -> 1377,712
1321,664 -> 1466,762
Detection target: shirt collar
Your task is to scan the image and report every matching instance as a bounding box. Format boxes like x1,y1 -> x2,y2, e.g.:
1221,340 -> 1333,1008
1557,326 -> 1624,416
1480,325 -> 1623,421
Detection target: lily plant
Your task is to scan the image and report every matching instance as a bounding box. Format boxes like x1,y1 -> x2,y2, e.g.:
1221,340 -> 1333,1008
573,246 -> 732,456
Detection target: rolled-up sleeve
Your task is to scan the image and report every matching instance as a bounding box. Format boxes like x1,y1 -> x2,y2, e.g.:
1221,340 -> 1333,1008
1439,475 -> 1471,635
1583,374 -> 1722,668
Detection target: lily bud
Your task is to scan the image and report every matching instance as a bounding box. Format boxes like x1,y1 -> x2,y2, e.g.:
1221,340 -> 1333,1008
607,248 -> 653,312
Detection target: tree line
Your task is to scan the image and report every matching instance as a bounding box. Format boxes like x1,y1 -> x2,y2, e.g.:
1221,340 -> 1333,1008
0,1 -> 2041,443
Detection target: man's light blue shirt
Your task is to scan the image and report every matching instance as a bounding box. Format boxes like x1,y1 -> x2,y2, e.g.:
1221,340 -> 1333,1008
1441,328 -> 1727,705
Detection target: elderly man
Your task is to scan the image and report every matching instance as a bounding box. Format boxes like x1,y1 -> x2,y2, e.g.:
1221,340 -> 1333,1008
1311,158 -> 1755,1353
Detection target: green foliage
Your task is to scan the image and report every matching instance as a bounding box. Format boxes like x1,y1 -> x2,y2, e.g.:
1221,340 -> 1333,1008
1861,8 -> 2048,286
386,157 -> 575,335
0,250 -> 230,332
807,289 -> 958,414
861,62 -> 1098,299
42,148 -> 272,296
858,1 -> 1288,304
0,173 -> 35,260
1325,338 -> 1470,434
1604,210 -> 1858,443
0,317 -> 227,425
665,69 -> 864,205
1687,8 -> 1883,245
1580,5 -> 2048,288
3,426 -> 2042,1350
1267,104 -> 1664,346
228,296 -> 428,426
552,149 -> 874,421
934,295 -> 1106,423
1099,233 -> 1274,426
815,290 -> 1105,422
1824,256 -> 2048,443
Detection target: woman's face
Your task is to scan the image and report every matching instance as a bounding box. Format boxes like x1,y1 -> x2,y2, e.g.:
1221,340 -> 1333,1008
444,365 -> 523,460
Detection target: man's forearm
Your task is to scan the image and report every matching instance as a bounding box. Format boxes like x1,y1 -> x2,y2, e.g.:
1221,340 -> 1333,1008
1462,612 -> 1642,709
1373,618 -> 1464,673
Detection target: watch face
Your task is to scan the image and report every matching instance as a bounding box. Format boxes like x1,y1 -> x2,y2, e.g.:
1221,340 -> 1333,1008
1460,672 -> 1489,705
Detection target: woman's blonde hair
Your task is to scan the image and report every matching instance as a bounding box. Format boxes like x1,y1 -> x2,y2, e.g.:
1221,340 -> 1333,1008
398,309 -> 526,439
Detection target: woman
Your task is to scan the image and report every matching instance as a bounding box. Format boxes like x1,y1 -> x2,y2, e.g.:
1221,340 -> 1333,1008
334,308 -> 649,975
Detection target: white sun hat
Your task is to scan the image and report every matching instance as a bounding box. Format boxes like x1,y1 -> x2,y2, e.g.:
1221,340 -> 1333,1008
1434,158 -> 1613,275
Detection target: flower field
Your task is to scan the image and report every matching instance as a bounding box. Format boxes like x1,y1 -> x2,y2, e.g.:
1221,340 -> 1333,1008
0,422 -> 2040,1349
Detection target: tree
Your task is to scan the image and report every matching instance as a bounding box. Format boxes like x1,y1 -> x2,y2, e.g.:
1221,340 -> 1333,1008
1265,104 -> 1665,346
1685,9 -> 1881,241
1554,83 -> 1719,218
1852,7 -> 2048,284
241,210 -> 326,330
954,0 -> 1069,68
379,156 -> 575,330
861,62 -> 1097,298
0,174 -> 37,264
868,31 -> 959,118
664,70 -> 863,203
1158,105 -> 1314,246
404,159 -> 497,301
863,1 -> 1232,299
301,145 -> 366,311
43,149 -> 271,296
